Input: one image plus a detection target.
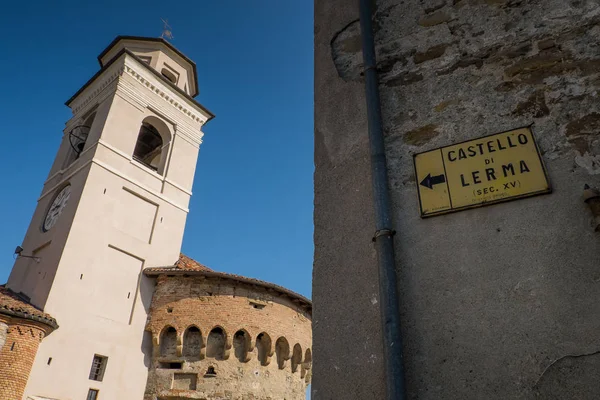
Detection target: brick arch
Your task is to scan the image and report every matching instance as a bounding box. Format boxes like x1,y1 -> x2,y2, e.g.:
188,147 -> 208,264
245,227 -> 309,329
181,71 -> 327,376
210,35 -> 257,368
256,332 -> 272,366
302,348 -> 312,380
291,343 -> 302,373
206,326 -> 227,360
159,325 -> 178,358
182,325 -> 203,359
275,336 -> 290,370
233,329 -> 253,363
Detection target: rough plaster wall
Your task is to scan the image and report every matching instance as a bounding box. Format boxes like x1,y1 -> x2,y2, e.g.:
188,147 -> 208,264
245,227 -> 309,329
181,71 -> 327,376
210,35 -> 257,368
0,321 -> 7,350
315,0 -> 600,399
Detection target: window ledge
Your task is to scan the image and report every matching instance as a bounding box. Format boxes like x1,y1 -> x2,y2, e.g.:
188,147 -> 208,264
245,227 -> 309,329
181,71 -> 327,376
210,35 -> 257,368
130,159 -> 165,180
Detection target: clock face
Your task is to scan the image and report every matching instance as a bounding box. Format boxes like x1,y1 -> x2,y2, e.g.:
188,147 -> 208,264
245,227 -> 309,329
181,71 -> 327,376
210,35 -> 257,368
43,185 -> 72,232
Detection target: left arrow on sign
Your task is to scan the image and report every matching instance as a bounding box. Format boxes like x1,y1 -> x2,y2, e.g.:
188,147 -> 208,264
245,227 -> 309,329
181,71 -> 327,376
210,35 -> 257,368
420,173 -> 446,190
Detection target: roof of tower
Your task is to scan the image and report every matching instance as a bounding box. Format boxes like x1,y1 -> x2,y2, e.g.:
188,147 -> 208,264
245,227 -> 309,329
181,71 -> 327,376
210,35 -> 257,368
65,35 -> 214,121
97,35 -> 199,97
0,285 -> 58,330
145,254 -> 312,311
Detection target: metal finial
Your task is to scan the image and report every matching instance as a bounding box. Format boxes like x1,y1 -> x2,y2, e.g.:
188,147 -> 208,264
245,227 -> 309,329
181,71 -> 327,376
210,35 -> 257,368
161,18 -> 174,40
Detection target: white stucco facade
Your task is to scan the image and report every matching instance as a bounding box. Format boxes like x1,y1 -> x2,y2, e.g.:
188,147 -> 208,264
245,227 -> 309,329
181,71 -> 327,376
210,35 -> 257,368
7,37 -> 212,400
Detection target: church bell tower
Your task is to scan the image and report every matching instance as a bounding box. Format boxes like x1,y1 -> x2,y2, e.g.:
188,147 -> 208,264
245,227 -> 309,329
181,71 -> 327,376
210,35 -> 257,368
6,36 -> 213,399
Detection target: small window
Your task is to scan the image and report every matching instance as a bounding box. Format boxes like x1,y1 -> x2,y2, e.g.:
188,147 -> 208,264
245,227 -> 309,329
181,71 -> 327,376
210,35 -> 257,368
204,366 -> 217,377
249,300 -> 266,310
88,355 -> 108,381
160,68 -> 177,84
159,361 -> 182,369
87,389 -> 99,400
138,55 -> 152,65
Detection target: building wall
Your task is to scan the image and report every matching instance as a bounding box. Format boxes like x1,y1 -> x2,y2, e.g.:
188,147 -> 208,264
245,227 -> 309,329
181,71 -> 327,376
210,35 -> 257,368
0,319 -> 46,400
314,1 -> 600,399
145,275 -> 312,400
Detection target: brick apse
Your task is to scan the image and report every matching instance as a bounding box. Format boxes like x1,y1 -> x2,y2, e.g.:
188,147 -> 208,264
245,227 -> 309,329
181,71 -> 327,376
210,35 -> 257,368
0,286 -> 58,400
143,255 -> 312,400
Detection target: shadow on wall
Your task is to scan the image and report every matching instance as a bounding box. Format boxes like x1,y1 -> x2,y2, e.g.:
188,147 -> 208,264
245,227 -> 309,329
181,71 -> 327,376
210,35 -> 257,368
140,275 -> 156,368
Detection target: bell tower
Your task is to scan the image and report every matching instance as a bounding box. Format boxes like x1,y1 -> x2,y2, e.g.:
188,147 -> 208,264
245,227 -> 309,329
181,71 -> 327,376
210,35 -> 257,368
6,36 -> 213,399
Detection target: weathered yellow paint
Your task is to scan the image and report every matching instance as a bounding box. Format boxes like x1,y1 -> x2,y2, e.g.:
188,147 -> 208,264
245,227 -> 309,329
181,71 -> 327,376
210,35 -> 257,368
414,127 -> 551,217
414,149 -> 451,215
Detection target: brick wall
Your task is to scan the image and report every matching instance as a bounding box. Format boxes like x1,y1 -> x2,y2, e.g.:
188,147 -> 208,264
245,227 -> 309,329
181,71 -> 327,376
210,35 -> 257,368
144,275 -> 312,400
0,318 -> 46,400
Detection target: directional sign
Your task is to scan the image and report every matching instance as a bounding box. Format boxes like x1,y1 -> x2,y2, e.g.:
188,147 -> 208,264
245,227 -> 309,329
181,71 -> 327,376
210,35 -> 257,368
420,173 -> 446,189
413,126 -> 551,217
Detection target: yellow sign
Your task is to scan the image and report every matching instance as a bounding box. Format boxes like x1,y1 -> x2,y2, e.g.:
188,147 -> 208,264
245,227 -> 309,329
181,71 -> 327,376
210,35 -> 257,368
413,127 -> 551,217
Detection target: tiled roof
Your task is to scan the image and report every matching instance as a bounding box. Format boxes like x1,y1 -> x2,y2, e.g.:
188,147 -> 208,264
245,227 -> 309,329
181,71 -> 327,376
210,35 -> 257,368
0,285 -> 58,330
144,254 -> 312,312
174,253 -> 212,271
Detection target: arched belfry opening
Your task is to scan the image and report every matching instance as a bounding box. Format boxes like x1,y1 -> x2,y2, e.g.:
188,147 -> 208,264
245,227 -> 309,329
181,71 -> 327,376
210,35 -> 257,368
132,116 -> 171,174
77,112 -> 96,155
65,110 -> 96,167
133,123 -> 162,171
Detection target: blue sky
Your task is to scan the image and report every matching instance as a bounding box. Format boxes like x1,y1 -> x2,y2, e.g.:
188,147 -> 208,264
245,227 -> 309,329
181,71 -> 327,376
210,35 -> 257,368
0,0 -> 314,304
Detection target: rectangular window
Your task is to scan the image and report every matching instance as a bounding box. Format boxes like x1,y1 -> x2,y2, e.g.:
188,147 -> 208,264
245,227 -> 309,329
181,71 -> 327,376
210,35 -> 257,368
88,355 -> 108,381
158,361 -> 183,369
87,389 -> 99,400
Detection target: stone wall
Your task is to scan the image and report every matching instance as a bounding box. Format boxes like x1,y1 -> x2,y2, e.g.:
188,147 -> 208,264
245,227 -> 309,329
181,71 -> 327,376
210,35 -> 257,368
314,0 -> 600,399
0,321 -> 7,350
0,318 -> 47,400
144,275 -> 312,400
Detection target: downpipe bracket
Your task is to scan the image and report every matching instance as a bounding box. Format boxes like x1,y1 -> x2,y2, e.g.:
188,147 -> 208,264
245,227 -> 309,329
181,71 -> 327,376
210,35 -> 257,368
372,229 -> 396,242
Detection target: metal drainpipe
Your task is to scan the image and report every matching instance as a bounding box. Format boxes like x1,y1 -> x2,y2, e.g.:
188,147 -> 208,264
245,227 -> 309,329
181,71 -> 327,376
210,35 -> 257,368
358,0 -> 408,399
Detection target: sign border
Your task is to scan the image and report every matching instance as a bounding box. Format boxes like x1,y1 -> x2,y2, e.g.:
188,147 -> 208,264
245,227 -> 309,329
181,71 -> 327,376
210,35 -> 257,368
413,124 -> 552,218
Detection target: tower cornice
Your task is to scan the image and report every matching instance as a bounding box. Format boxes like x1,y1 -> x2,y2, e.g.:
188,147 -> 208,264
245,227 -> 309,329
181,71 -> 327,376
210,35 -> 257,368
97,36 -> 199,97
66,49 -> 214,124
